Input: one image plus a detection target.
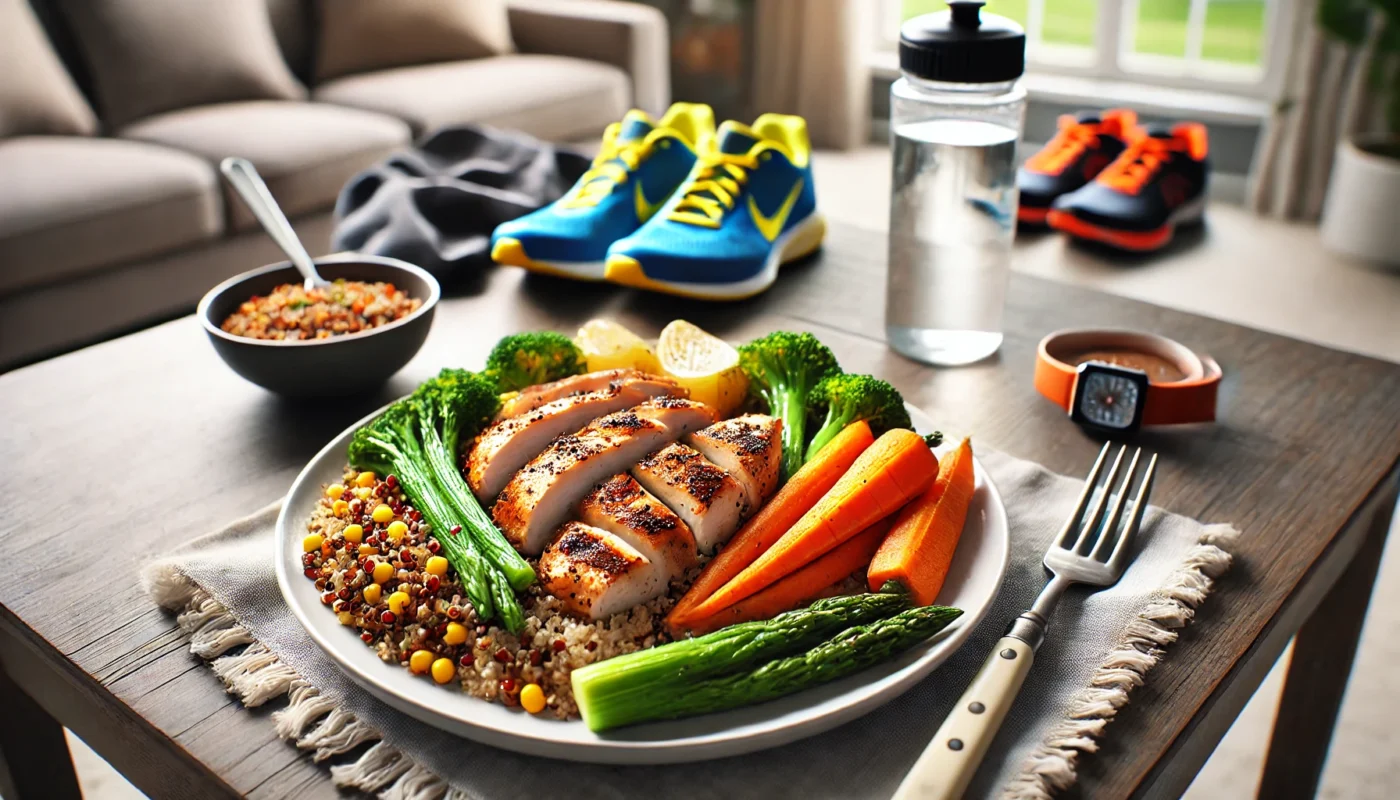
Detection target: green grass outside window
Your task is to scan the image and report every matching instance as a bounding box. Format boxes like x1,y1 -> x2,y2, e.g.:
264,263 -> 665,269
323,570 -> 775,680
898,0 -> 1265,65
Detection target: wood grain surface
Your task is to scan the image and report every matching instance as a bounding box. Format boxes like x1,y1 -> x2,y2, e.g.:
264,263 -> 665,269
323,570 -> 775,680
2,222 -> 1399,799
1255,481 -> 1397,800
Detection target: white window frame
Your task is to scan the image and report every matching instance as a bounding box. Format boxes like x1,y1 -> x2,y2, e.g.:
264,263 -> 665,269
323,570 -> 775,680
874,0 -> 1299,103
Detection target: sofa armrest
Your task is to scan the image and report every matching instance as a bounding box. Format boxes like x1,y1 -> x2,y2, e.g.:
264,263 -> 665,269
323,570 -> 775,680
507,0 -> 670,117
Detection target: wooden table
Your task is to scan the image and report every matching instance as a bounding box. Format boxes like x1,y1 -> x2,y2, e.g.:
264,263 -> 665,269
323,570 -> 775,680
2,222 -> 1397,800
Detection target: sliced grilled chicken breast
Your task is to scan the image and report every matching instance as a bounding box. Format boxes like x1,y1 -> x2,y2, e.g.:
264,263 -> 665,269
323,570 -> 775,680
499,369 -> 685,419
538,523 -> 663,620
468,379 -> 684,503
492,398 -> 719,555
499,369 -> 640,419
631,443 -> 746,555
579,474 -> 698,581
685,414 -> 783,511
630,395 -> 718,437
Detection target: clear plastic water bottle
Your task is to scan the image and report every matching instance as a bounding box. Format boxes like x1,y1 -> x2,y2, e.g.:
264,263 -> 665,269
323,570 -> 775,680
886,1 -> 1027,366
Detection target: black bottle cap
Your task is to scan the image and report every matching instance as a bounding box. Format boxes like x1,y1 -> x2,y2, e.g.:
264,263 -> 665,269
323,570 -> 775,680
900,1 -> 1026,84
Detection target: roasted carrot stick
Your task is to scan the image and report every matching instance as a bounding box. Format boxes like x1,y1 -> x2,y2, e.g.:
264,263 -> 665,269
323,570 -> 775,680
666,420 -> 877,633
868,437 -> 975,605
688,428 -> 938,618
679,516 -> 894,635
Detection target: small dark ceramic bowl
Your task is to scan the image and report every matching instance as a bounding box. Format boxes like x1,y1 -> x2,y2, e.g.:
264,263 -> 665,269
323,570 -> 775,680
198,254 -> 440,397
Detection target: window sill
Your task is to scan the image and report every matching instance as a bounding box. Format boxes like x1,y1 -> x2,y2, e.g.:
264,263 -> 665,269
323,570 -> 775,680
868,52 -> 1271,125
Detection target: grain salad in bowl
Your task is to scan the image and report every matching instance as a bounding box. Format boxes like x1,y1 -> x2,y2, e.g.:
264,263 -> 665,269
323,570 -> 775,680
221,279 -> 421,341
196,254 -> 438,396
293,322 -> 971,730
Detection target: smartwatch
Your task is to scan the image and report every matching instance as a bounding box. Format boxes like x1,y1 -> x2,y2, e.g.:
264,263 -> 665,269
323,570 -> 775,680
1034,329 -> 1221,433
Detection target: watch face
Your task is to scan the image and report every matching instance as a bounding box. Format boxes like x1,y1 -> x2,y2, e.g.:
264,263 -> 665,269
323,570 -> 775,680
1071,363 -> 1149,431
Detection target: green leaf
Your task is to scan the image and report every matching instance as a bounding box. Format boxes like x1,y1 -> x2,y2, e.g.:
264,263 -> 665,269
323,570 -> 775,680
1376,13 -> 1400,53
1366,0 -> 1400,23
1320,0 -> 1373,44
1389,60 -> 1400,133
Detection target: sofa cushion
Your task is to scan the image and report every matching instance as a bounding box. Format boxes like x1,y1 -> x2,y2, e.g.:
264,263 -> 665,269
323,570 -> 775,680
0,137 -> 222,296
0,0 -> 98,137
123,101 -> 411,232
57,0 -> 306,131
266,0 -> 314,83
314,0 -> 513,83
314,54 -> 629,141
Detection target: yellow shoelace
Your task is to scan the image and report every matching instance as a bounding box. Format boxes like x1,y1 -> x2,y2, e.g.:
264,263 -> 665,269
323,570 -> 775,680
669,151 -> 760,227
562,137 -> 656,208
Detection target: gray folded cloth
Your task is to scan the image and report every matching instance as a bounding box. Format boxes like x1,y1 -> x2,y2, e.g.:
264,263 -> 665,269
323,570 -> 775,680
143,449 -> 1235,800
332,126 -> 589,282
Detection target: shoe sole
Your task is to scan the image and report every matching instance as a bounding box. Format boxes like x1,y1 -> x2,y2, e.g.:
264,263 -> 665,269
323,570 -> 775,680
1048,195 -> 1206,252
1017,205 -> 1052,228
603,214 -> 826,300
491,237 -> 606,281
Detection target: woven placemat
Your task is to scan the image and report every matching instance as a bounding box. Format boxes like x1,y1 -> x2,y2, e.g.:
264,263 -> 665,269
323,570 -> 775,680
143,448 -> 1235,799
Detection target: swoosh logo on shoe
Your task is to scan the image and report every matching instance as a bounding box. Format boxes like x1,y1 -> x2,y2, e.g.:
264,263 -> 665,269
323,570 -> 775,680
748,180 -> 804,242
635,181 -> 667,223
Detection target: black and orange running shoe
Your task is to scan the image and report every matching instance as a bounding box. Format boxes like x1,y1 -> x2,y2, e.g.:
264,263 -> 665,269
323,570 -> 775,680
1016,109 -> 1139,227
1047,122 -> 1209,252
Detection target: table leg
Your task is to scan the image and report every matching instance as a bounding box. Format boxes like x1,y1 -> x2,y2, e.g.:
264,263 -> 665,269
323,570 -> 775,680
0,664 -> 83,800
1255,481 -> 1399,800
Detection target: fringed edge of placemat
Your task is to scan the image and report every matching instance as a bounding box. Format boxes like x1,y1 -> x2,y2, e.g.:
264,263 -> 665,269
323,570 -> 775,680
143,521 -> 1239,800
1000,523 -> 1240,800
142,564 -> 459,800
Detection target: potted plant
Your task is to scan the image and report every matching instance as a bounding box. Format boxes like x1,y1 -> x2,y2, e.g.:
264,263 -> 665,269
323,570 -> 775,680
1318,0 -> 1400,268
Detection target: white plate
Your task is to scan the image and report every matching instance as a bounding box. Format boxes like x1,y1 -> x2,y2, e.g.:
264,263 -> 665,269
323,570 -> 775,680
276,404 -> 1008,764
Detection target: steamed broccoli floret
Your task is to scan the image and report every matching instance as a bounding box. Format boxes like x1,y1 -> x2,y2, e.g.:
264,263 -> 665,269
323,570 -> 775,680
923,431 -> 944,449
484,331 -> 585,393
804,373 -> 913,463
737,331 -> 841,481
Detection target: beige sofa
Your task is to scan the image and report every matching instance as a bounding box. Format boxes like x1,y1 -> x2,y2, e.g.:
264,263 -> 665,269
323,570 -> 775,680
0,0 -> 668,370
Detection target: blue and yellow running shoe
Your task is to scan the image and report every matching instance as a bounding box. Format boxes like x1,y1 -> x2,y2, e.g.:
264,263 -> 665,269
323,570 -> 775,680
490,103 -> 714,281
603,114 -> 824,300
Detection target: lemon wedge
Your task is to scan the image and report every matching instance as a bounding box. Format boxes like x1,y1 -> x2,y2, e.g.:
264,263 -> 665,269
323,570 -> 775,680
656,320 -> 749,416
576,319 -> 662,374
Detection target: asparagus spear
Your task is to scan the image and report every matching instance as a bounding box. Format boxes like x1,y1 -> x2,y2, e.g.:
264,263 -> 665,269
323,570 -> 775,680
348,403 -> 496,619
573,592 -> 914,727
577,604 -> 962,732
432,524 -> 495,623
413,373 -> 535,590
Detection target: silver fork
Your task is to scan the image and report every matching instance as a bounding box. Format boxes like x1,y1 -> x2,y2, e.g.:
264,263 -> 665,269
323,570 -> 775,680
892,443 -> 1158,800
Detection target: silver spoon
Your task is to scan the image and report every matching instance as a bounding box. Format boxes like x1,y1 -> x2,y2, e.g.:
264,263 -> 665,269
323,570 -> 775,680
219,157 -> 328,291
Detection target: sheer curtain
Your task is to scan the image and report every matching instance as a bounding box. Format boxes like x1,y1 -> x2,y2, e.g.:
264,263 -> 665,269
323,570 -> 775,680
750,0 -> 869,150
1248,0 -> 1380,220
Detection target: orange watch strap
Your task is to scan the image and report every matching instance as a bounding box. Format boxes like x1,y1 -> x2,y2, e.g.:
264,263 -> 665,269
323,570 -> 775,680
1035,330 -> 1221,426
1033,353 -> 1078,412
1142,356 -> 1220,425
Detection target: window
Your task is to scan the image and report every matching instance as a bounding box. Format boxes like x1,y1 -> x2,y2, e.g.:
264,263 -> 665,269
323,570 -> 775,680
876,0 -> 1297,100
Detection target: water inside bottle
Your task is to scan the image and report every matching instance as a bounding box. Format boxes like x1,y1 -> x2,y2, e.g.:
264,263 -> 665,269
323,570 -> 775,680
886,118 -> 1019,366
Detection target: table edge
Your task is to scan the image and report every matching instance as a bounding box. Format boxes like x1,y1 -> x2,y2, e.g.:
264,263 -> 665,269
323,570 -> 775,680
0,605 -> 243,800
1126,457 -> 1400,798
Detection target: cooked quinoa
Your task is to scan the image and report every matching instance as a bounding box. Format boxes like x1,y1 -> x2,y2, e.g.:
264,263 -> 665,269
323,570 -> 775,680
303,467 -> 681,719
222,279 -> 420,341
